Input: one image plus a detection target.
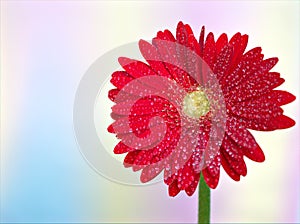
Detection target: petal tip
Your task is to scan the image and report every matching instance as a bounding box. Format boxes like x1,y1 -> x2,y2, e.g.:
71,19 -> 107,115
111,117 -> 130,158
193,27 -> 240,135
177,21 -> 184,27
107,124 -> 115,133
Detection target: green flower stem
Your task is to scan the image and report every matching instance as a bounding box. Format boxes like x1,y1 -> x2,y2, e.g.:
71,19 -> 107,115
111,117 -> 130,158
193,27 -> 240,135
198,174 -> 210,224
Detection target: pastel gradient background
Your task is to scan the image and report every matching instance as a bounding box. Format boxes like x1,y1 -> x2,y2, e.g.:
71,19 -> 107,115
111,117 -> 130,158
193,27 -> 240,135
1,1 -> 299,223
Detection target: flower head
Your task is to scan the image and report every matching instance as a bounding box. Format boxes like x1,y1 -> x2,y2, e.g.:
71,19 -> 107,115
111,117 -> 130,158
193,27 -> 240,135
108,22 -> 295,197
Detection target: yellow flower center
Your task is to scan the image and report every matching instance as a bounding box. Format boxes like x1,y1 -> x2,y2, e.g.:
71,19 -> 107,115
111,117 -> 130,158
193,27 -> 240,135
182,90 -> 210,119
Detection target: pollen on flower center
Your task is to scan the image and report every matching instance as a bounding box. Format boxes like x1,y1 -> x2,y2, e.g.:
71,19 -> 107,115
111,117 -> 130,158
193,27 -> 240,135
182,89 -> 210,119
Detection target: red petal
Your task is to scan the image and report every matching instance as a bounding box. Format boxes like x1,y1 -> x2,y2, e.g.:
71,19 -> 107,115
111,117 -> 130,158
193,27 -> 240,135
110,117 -> 133,134
111,98 -> 164,115
238,114 -> 295,131
199,26 -> 205,56
265,90 -> 296,106
140,162 -> 164,183
274,115 -> 296,129
229,73 -> 284,104
152,25 -> 198,90
110,71 -> 133,89
202,153 -> 221,189
130,98 -> 164,115
110,112 -> 123,120
176,22 -> 201,55
129,114 -> 159,135
190,124 -> 210,173
213,44 -> 234,79
132,127 -> 181,166
230,97 -> 283,120
109,89 -> 137,103
226,117 -> 261,149
107,124 -> 115,133
228,33 -> 248,72
242,143 -> 265,162
220,151 -> 240,181
153,30 -> 177,79
124,151 -> 141,167
153,36 -> 195,89
226,118 -> 265,162
164,163 -> 174,185
111,116 -> 156,136
184,173 -> 200,196
175,22 -> 200,87
221,136 -> 247,176
166,159 -> 200,196
156,29 -> 176,41
125,125 -> 180,171
228,58 -> 280,102
185,24 -> 201,56
176,21 -> 188,45
220,47 -> 263,93
114,142 -> 133,154
118,57 -> 157,78
108,89 -> 119,102
176,161 -> 197,190
215,33 -> 228,54
168,179 -> 180,197
203,32 -> 216,69
168,63 -> 197,90
138,40 -> 172,78
168,129 -> 199,178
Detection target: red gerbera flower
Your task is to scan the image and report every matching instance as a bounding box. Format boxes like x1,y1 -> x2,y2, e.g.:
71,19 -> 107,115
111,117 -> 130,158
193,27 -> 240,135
107,21 -> 295,197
